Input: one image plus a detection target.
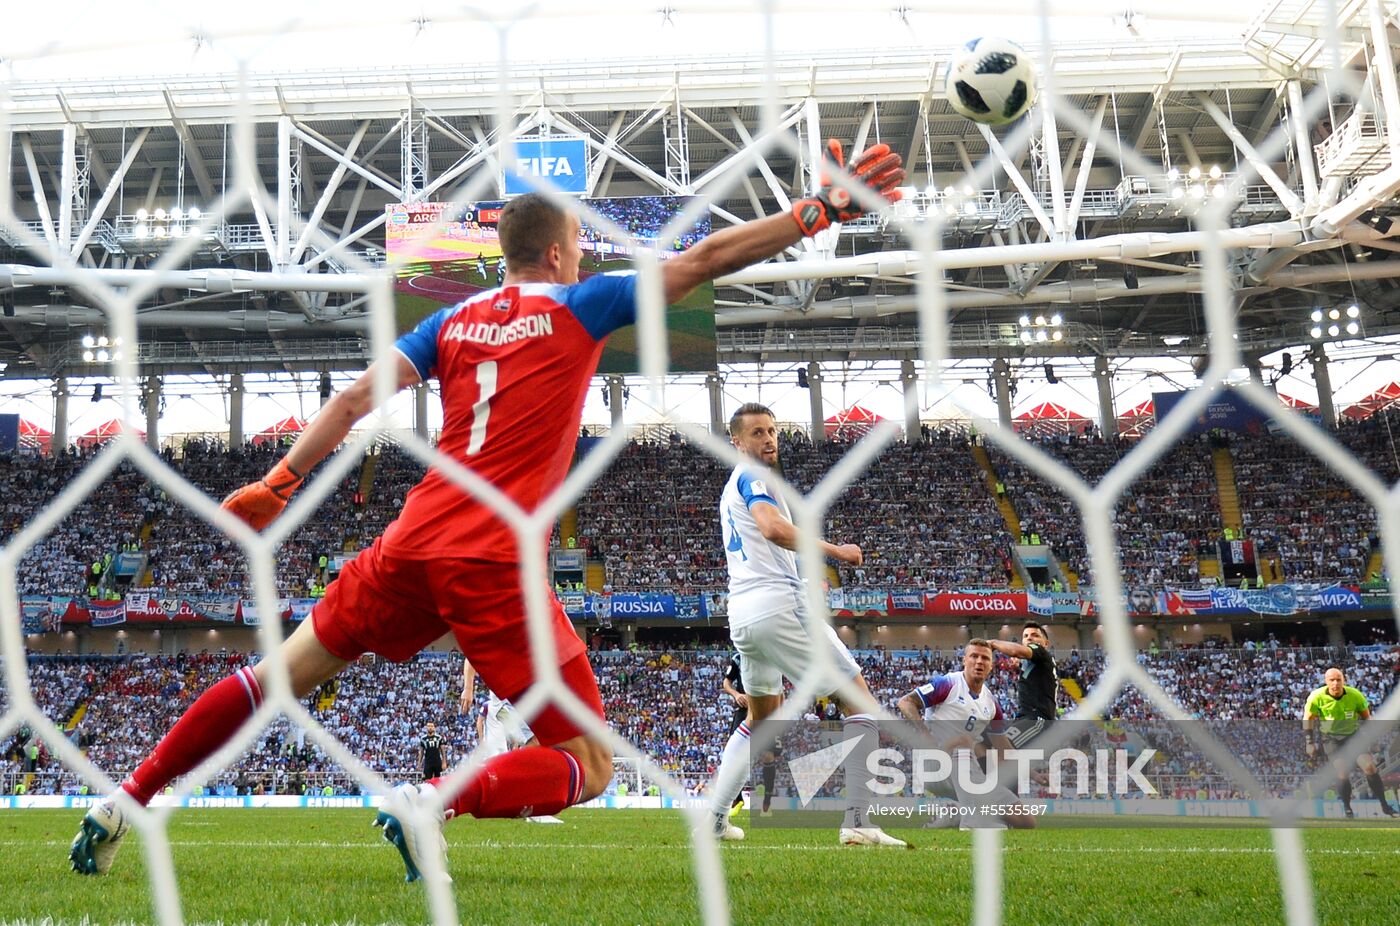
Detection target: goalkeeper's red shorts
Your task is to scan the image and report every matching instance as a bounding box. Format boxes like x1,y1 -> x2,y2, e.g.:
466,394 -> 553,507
310,536 -> 601,746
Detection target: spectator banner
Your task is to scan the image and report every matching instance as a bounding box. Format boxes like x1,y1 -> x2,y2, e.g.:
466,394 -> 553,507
703,592 -> 727,618
609,593 -> 676,618
503,137 -> 589,195
559,591 -> 587,618
827,587 -> 846,610
125,593 -> 165,620
1152,390 -> 1273,435
845,589 -> 888,614
890,592 -> 925,614
553,550 -> 586,571
1159,583 -> 1361,616
1027,589 -> 1054,617
20,596 -> 64,634
199,599 -> 238,623
1050,592 -> 1082,615
0,412 -> 17,452
674,594 -> 705,621
924,590 -> 1029,616
1127,587 -> 1159,616
89,599 -> 126,627
289,599 -> 316,622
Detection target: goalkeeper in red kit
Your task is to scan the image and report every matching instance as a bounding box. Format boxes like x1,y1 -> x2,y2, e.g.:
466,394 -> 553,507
69,141 -> 903,884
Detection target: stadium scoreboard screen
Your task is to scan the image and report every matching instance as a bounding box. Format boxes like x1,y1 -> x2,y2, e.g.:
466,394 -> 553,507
386,195 -> 717,374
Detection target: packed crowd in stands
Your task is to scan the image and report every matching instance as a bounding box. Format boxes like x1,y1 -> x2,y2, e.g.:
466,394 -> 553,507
988,432 -> 1221,589
1233,411 -> 1399,585
5,640 -> 1396,799
1,411 -> 1398,603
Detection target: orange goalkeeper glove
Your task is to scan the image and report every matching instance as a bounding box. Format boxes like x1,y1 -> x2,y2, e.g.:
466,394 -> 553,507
791,139 -> 905,237
221,458 -> 305,531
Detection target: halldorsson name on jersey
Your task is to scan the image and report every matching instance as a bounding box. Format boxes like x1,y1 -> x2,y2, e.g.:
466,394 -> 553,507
442,314 -> 555,346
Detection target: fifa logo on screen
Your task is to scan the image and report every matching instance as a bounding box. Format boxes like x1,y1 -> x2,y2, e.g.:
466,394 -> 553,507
515,156 -> 576,178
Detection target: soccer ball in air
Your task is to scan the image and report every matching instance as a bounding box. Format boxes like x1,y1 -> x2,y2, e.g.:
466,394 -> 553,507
945,37 -> 1038,126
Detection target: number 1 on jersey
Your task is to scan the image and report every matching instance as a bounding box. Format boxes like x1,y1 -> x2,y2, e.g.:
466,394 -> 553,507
467,360 -> 498,456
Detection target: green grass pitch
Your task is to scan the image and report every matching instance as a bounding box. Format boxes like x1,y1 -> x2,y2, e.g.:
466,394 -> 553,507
3,809 -> 1398,925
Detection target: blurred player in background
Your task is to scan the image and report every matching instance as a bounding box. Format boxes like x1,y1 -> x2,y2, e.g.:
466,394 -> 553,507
720,652 -> 782,818
71,140 -> 904,882
419,723 -> 446,782
1303,667 -> 1396,818
462,659 -> 562,823
987,622 -> 1058,747
710,402 -> 907,848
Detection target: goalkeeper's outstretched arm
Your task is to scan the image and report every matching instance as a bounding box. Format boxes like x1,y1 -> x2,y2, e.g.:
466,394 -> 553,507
221,354 -> 421,529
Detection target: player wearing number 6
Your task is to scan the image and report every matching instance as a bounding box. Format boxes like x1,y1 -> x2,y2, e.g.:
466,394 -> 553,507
70,141 -> 904,883
897,640 -> 1034,830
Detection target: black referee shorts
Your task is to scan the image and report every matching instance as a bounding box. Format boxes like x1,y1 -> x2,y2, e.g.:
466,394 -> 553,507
1320,732 -> 1357,761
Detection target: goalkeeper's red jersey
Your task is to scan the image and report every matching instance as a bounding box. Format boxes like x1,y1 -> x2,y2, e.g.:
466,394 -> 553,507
380,274 -> 637,563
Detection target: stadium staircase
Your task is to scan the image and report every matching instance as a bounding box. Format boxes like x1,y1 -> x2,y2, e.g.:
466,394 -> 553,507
1364,548 -> 1386,584
559,507 -> 580,548
64,703 -> 88,732
1210,447 -> 1245,535
969,443 -> 1026,589
356,453 -> 377,502
1205,446 -> 1245,581
585,561 -> 607,592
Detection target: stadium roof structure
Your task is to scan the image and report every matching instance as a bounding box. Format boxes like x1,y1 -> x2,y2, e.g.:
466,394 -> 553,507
0,0 -> 1398,382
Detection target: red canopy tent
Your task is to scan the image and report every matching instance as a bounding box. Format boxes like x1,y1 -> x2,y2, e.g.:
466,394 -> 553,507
1014,401 -> 1092,436
1276,393 -> 1318,413
252,415 -> 306,446
1341,382 -> 1400,421
1116,399 -> 1155,439
824,405 -> 883,439
19,419 -> 52,453
76,419 -> 144,449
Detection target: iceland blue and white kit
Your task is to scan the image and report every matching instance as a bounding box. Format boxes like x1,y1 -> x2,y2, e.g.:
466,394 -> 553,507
719,465 -> 860,697
911,671 -> 1007,746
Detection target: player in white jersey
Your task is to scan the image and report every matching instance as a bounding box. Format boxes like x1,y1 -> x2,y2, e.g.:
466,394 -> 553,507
708,402 -> 907,848
898,640 -> 1035,829
462,660 -> 563,824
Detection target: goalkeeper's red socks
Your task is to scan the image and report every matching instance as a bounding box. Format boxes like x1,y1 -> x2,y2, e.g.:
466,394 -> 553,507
430,746 -> 584,819
120,666 -> 264,806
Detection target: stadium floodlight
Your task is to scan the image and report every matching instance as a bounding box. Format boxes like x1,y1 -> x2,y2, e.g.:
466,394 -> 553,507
1328,324 -> 1340,337
170,207 -> 183,221
1328,308 -> 1340,320
1212,185 -> 1227,199
154,227 -> 167,239
1346,304 -> 1360,318
134,225 -> 149,239
1019,331 -> 1032,343
188,206 -> 201,220
95,349 -> 109,363
1209,164 -> 1223,179
1170,186 -> 1185,200
81,334 -> 95,348
134,207 -> 148,221
1050,313 -> 1063,326
81,350 -> 94,363
1018,314 -> 1031,327
1052,330 -> 1063,341
1311,309 -> 1323,323
1166,167 -> 1180,181
97,336 -> 108,348
1310,326 -> 1323,339
1346,321 -> 1360,335
154,208 -> 166,220
1188,166 -> 1202,180
1035,329 -> 1048,342
1034,314 -> 1047,326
